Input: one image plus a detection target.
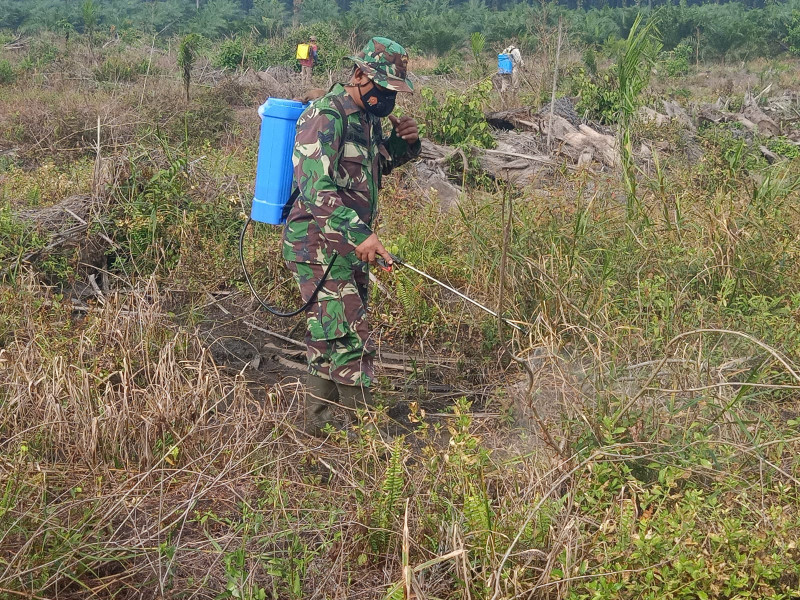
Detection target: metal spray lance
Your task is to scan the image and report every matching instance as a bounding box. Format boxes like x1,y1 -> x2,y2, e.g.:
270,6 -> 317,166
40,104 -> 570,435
376,254 -> 525,332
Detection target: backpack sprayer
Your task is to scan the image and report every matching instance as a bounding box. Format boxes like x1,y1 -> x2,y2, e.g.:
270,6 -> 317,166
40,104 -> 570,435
240,96 -> 524,332
239,97 -> 336,317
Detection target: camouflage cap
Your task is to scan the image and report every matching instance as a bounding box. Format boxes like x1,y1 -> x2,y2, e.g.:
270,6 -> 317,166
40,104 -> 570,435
349,36 -> 413,93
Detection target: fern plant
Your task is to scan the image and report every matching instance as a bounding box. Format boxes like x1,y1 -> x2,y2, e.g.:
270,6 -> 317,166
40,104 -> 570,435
370,437 -> 405,554
463,487 -> 491,533
178,34 -> 201,102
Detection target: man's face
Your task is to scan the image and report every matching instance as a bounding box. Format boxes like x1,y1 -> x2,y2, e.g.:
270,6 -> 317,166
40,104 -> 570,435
352,69 -> 389,98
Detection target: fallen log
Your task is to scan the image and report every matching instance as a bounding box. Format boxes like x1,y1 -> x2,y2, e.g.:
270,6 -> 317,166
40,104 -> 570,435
485,108 -> 537,131
639,106 -> 671,127
697,105 -> 732,126
482,148 -> 567,167
662,100 -> 695,131
537,114 -> 619,168
742,99 -> 780,137
410,161 -> 463,211
759,145 -> 780,164
419,139 -> 563,188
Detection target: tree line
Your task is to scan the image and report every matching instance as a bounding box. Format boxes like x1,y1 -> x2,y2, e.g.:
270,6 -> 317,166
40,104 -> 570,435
1,0 -> 799,59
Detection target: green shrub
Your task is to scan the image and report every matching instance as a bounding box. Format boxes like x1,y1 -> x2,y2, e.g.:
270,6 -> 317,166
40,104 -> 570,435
662,40 -> 692,77
582,46 -> 598,76
112,156 -> 188,275
214,24 -> 347,73
574,68 -> 621,124
420,80 -> 495,148
93,56 -> 146,83
19,38 -> 59,71
784,10 -> 800,56
170,90 -> 234,143
215,37 -> 245,70
0,59 -> 15,85
0,203 -> 41,265
248,43 -> 287,71
766,136 -> 800,159
696,124 -> 768,186
432,52 -> 464,76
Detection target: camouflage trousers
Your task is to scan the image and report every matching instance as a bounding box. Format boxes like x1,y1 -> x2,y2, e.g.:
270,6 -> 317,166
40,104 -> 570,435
286,259 -> 374,387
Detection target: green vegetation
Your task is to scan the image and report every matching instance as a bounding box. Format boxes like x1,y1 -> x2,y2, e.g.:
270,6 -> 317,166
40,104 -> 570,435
0,58 -> 15,84
0,0 -> 798,60
2,2 -> 800,598
178,33 -> 201,101
421,80 -> 496,148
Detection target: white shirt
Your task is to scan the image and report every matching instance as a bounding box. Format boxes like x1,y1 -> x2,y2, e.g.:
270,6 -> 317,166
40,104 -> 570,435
504,46 -> 524,68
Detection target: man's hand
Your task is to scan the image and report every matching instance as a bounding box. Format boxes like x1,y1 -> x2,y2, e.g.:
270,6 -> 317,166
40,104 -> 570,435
355,233 -> 392,266
388,115 -> 419,144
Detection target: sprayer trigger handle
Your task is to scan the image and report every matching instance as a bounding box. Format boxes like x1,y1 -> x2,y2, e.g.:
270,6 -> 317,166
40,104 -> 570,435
376,257 -> 393,272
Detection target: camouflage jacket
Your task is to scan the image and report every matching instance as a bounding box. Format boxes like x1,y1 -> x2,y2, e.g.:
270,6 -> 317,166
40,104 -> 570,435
283,84 -> 421,265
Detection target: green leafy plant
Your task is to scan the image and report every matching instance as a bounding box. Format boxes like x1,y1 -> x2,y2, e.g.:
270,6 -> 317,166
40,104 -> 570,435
0,203 -> 43,269
574,68 -> 622,124
431,52 -> 463,76
216,37 -> 245,70
222,547 -> 268,600
421,80 -> 496,148
112,150 -> 190,275
662,40 -> 692,77
0,59 -> 15,85
766,136 -> 800,159
19,39 -> 60,71
370,437 -> 405,553
93,56 -> 148,83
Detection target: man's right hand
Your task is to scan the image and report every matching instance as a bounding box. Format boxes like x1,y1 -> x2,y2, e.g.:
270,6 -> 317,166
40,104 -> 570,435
355,233 -> 393,266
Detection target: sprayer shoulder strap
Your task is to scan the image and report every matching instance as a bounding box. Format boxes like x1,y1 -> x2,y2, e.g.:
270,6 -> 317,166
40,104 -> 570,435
322,94 -> 349,166
284,94 -> 349,219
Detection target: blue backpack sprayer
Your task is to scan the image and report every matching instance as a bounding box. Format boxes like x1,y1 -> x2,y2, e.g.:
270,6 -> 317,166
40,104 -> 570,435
498,53 -> 513,74
239,96 -> 523,332
238,96 -> 344,317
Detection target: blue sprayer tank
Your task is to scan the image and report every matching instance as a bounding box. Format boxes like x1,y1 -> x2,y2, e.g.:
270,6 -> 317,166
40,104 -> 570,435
498,53 -> 513,74
251,98 -> 307,225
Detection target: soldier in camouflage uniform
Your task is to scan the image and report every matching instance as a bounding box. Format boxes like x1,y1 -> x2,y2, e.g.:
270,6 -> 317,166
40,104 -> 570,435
283,37 -> 421,436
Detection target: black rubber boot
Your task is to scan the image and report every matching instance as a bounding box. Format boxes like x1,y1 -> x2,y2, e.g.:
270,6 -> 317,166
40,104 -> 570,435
336,383 -> 372,414
304,374 -> 339,437
337,384 -> 393,443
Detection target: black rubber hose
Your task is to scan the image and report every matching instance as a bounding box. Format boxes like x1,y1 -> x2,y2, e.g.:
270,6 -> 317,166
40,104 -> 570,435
238,217 -> 337,318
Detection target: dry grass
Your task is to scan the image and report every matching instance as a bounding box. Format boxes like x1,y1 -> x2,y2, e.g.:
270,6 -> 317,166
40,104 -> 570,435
3,272 -> 799,598
3,34 -> 800,600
